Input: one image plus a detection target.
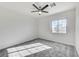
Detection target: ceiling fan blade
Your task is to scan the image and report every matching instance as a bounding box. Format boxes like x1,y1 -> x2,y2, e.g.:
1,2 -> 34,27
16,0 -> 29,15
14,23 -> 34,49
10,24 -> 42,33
50,2 -> 56,7
31,11 -> 38,13
42,11 -> 48,13
53,2 -> 56,6
41,4 -> 49,10
33,4 -> 39,10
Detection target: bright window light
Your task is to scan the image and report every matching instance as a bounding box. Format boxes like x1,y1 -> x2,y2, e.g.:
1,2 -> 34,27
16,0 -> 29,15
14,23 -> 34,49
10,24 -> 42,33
52,18 -> 67,33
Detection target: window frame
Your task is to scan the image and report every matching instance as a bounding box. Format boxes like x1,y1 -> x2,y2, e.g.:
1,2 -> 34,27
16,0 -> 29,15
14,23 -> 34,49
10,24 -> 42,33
51,17 -> 67,34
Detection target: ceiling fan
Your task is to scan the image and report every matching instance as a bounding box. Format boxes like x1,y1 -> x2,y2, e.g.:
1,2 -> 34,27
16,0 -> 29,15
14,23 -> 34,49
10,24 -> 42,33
31,2 -> 56,15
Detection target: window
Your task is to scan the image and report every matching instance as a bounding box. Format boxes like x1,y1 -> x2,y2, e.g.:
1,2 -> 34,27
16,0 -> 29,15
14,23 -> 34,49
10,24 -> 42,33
52,18 -> 67,33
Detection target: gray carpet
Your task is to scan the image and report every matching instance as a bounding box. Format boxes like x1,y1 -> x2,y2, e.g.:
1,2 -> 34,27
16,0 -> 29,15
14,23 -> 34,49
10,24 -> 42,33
0,38 -> 78,57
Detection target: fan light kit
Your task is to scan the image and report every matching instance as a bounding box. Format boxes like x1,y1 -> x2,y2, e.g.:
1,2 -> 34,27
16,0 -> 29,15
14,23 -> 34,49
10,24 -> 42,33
31,2 -> 56,15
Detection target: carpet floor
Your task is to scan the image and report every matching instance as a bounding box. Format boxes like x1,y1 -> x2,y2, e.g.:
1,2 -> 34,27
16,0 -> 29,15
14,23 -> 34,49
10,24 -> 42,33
0,38 -> 78,57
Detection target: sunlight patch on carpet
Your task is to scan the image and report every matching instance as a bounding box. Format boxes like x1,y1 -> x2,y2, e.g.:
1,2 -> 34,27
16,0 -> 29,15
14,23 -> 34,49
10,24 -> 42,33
7,43 -> 52,57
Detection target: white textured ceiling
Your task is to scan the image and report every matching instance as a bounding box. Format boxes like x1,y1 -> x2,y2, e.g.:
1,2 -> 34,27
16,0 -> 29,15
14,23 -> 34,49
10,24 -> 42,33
0,2 -> 78,18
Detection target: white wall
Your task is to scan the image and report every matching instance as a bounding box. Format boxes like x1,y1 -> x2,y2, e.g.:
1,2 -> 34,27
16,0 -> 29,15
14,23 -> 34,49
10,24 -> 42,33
0,5 -> 76,50
0,7 -> 37,50
75,5 -> 79,55
38,9 -> 75,45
